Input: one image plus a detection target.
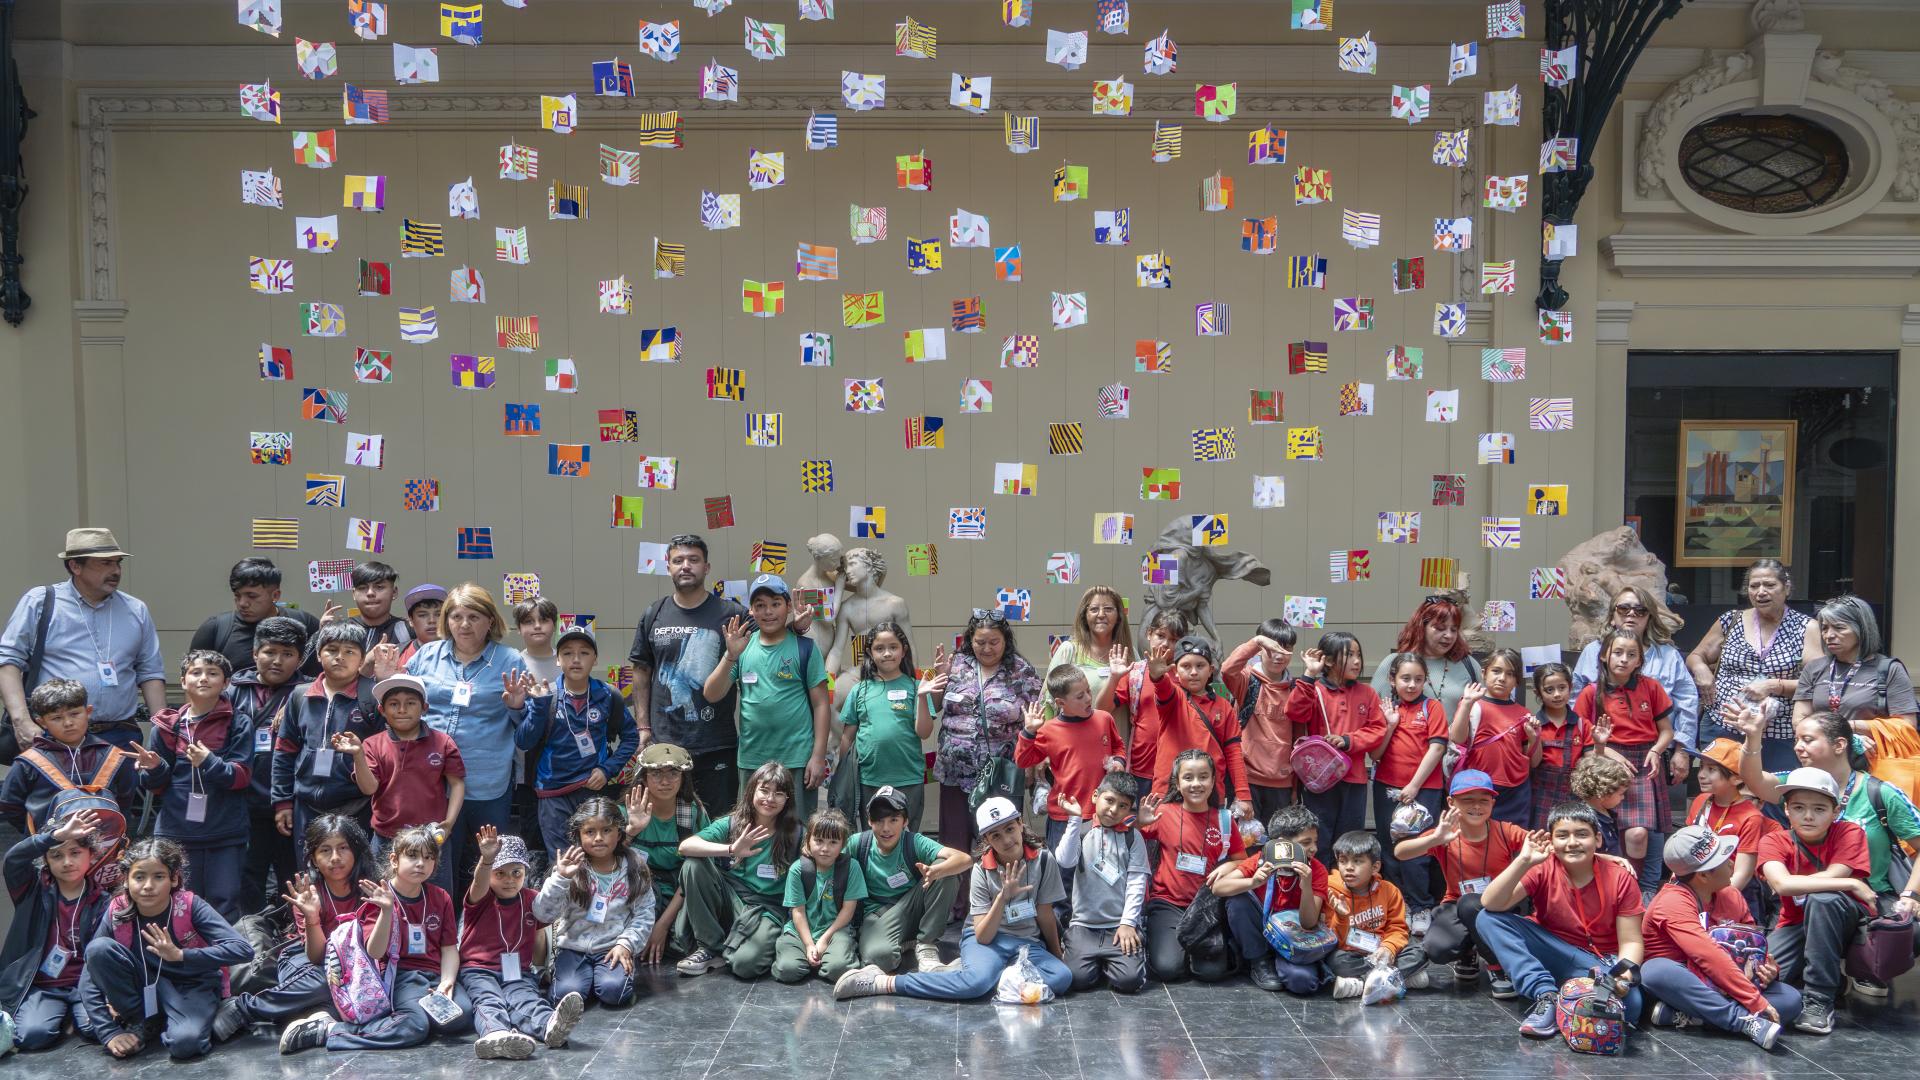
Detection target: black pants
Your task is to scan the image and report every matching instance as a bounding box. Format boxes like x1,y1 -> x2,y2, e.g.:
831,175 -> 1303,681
241,802 -> 295,915
690,747 -> 738,816
1065,923 -> 1148,993
1422,895 -> 1497,965
1250,783 -> 1294,830
1372,785 -> 1445,911
1143,899 -> 1233,983
1300,780 -> 1369,850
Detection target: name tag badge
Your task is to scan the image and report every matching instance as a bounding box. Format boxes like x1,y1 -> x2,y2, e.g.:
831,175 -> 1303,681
1175,851 -> 1208,875
312,748 -> 337,775
886,689 -> 910,701
255,727 -> 274,753
756,862 -> 778,880
742,672 -> 760,685
451,682 -> 474,707
1460,875 -> 1491,895
573,731 -> 596,757
587,894 -> 610,923
1093,856 -> 1123,886
1347,928 -> 1382,953
143,983 -> 158,1016
1005,899 -> 1036,923
39,944 -> 70,979
500,952 -> 522,984
186,792 -> 208,823
98,662 -> 119,687
407,923 -> 427,954
885,870 -> 910,889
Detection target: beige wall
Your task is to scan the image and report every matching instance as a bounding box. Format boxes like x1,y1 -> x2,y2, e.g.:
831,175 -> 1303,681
7,0 -> 1915,678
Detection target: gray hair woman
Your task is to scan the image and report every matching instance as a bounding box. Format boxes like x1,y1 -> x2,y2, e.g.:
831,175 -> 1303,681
1685,559 -> 1822,771
1790,595 -> 1916,732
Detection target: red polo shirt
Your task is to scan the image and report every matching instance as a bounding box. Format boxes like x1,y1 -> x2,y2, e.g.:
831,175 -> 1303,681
362,729 -> 466,838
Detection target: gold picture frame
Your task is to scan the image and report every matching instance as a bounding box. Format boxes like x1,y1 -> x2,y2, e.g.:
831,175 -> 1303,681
1676,419 -> 1796,567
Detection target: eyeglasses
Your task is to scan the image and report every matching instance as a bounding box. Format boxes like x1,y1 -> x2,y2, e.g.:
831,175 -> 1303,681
1422,595 -> 1456,607
1613,603 -> 1650,616
970,608 -> 1009,625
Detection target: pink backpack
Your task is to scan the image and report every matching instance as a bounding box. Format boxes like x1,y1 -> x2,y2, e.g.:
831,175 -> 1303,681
1290,684 -> 1352,794
324,911 -> 398,1024
107,890 -> 230,998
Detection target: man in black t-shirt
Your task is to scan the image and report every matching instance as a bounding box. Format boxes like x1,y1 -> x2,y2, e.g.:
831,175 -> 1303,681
189,557 -> 321,675
630,535 -> 746,813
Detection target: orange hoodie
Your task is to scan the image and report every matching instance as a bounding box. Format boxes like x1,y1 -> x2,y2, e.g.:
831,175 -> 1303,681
1325,874 -> 1410,958
1221,641 -> 1295,788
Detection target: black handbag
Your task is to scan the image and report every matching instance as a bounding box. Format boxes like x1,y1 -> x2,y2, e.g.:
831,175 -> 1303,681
0,585 -> 56,765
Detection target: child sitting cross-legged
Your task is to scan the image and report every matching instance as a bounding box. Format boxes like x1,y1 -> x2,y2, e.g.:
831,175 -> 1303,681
1392,770 -> 1529,998
1477,802 -> 1647,1039
846,785 -> 971,974
1640,824 -> 1800,1050
1213,804 -> 1331,995
1324,830 -> 1430,999
1052,772 -> 1151,993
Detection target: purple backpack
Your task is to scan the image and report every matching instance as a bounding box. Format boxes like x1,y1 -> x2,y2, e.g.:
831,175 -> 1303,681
324,912 -> 398,1024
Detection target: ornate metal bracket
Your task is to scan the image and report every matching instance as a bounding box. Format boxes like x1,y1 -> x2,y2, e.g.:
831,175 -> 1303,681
0,0 -> 31,327
1539,0 -> 1693,312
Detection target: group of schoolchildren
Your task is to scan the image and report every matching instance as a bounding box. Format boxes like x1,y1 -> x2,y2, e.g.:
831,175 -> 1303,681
0,563 -> 1891,1061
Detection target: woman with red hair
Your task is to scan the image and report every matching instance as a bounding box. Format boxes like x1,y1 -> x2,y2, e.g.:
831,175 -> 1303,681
1370,595 -> 1483,719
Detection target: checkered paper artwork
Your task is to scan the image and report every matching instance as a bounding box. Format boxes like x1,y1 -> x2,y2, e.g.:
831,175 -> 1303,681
1435,217 -> 1473,252
1432,473 -> 1466,506
1389,346 -> 1425,381
1339,382 -> 1375,417
1001,335 -> 1039,369
1191,427 -> 1237,463
403,477 -> 440,512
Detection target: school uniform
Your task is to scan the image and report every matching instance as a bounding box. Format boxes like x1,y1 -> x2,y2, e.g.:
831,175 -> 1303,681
1053,816 -> 1150,992
848,829 -> 961,972
1758,822 -> 1872,1002
1016,708 -> 1123,912
271,676 -> 383,860
533,855 -> 654,1004
1687,793 -> 1778,922
513,679 -> 639,856
1325,876 -> 1429,983
227,887 -> 362,1026
1285,677 -> 1388,847
1139,805 -> 1242,982
0,734 -> 142,835
1477,857 -> 1646,1018
2,831 -> 110,1050
629,801 -> 710,954
1573,676 -> 1675,834
1641,882 -> 1802,1032
79,892 -> 251,1060
1458,699 -> 1536,826
1372,696 -> 1449,911
325,884 -> 462,1050
771,856 -> 869,982
1147,675 -> 1254,810
1222,644 -> 1297,822
1109,661 -> 1165,791
1420,820 -> 1529,967
674,816 -> 796,979
225,670 -> 299,914
458,888 -> 554,1039
730,633 -> 828,819
1223,855 -> 1332,994
838,677 -> 930,830
890,845 -> 1073,1002
360,727 -> 464,892
1529,712 -> 1592,828
141,700 -> 254,921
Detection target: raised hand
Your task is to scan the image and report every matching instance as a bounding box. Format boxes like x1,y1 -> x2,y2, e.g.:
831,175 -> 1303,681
1593,715 -> 1615,746
931,643 -> 950,674
917,668 -> 950,698
131,744 -> 164,771
358,879 -> 393,910
1145,641 -> 1175,682
1301,648 -> 1328,680
997,861 -> 1033,903
1460,682 -> 1488,704
623,786 -> 654,837
141,922 -> 184,963
1433,807 -> 1462,845
319,599 -> 344,626
368,643 -> 402,680
330,730 -> 363,756
1106,642 -> 1131,672
1519,829 -> 1554,866
501,669 -> 538,711
1022,701 -> 1048,735
1135,792 -> 1165,827
721,616 -> 754,659
52,809 -> 101,844
1055,794 -> 1084,819
475,824 -> 500,860
553,845 -> 588,879
284,875 -> 322,920
731,824 -> 771,861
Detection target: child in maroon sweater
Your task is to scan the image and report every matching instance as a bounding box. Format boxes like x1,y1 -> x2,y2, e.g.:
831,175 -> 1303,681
459,828 -> 583,1059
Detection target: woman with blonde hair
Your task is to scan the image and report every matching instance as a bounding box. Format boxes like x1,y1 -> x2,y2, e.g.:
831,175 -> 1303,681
403,582 -> 533,881
1047,586 -> 1136,714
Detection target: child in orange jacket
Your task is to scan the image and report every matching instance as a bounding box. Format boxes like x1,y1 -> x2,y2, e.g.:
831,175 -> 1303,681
1222,621 -> 1297,826
1325,831 -> 1430,998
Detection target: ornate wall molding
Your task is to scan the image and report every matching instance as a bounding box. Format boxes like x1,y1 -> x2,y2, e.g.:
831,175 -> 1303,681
81,87 -> 1481,301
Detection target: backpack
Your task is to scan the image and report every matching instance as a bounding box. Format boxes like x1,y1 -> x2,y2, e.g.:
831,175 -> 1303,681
1862,776 -> 1916,888
797,855 -> 852,909
324,911 -> 399,1024
851,830 -> 925,886
108,890 -> 231,998
17,746 -> 132,865
1554,966 -> 1627,1055
1708,922 -> 1770,982
1259,903 -> 1339,963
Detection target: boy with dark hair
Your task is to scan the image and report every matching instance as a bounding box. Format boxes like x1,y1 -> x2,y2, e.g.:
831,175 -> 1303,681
1101,609 -> 1189,791
271,621 -> 383,858
848,785 -> 971,974
1394,769 -> 1529,998
514,626 -> 638,856
190,558 -> 321,675
2,810 -> 110,1050
1325,830 -> 1429,998
513,597 -> 562,684
1053,772 -> 1151,993
228,614 -> 309,913
0,679 -> 146,833
704,575 -> 829,817
140,649 -> 253,920
347,560 -> 410,652
1223,619 -> 1299,825
1478,802 -> 1647,1037
1216,803 -> 1331,994
398,585 -> 445,667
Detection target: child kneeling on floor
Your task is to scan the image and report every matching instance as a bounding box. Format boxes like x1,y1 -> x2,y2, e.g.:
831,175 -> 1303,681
1053,772 -> 1150,993
1325,830 -> 1430,999
1213,804 -> 1330,995
3,809 -> 111,1051
462,828 -> 584,1059
1640,824 -> 1799,1050
832,796 -> 1071,1002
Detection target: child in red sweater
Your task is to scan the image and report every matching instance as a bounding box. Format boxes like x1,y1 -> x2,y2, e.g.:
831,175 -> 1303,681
1450,649 -> 1537,827
1222,621 -> 1297,826
1285,632 -> 1385,852
1144,638 -> 1253,820
1016,665 -> 1124,911
1641,824 -> 1800,1050
1100,611 -> 1188,792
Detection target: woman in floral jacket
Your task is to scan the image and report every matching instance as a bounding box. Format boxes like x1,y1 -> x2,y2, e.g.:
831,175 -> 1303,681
930,610 -> 1043,854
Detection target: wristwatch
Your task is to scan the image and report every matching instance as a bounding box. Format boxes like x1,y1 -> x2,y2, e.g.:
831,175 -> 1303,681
1900,890 -> 1917,902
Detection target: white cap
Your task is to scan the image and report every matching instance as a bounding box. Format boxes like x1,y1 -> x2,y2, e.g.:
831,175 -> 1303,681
1777,766 -> 1841,804
974,796 -> 1020,834
373,674 -> 428,703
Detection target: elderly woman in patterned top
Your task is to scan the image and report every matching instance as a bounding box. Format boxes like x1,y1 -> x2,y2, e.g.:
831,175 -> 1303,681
1684,559 -> 1821,772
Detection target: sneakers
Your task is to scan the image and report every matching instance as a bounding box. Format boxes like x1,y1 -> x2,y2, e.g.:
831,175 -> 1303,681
1403,966 -> 1431,991
1850,975 -> 1891,999
914,943 -> 953,972
1451,956 -> 1482,983
1249,960 -> 1287,993
1519,992 -> 1559,1038
833,964 -> 889,1001
1488,966 -> 1517,1000
1332,976 -> 1365,1000
1740,1012 -> 1783,1050
475,1031 -> 537,1060
212,996 -> 250,1043
677,945 -> 720,976
1795,994 -> 1835,1035
1408,909 -> 1433,937
544,992 -> 584,1048
1648,1001 -> 1700,1029
279,1011 -> 332,1055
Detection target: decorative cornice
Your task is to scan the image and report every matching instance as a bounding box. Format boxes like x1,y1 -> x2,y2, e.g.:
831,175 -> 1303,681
1902,303 -> 1920,346
1601,232 -> 1920,276
1593,300 -> 1636,346
80,87 -> 1480,302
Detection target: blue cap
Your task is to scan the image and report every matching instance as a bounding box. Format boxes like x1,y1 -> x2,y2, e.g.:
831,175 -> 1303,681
749,573 -> 791,599
1448,769 -> 1496,798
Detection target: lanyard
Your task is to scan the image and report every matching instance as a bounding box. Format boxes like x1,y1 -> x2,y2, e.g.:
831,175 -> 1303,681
494,894 -> 526,958
1558,859 -> 1608,955
55,894 -> 83,952
320,887 -> 356,930
557,691 -> 591,740
1461,827 -> 1507,882
1826,659 -> 1860,711
179,712 -> 204,795
82,590 -> 117,665
393,885 -> 427,939
1750,611 -> 1784,659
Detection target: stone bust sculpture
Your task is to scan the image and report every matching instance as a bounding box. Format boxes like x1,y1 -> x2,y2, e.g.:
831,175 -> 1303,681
827,546 -> 912,706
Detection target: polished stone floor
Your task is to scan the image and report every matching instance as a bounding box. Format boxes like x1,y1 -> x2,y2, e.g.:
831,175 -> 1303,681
15,957 -> 1917,1079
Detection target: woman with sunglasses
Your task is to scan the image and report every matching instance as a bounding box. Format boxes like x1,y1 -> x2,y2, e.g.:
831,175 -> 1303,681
1370,594 -> 1483,720
929,610 -> 1043,856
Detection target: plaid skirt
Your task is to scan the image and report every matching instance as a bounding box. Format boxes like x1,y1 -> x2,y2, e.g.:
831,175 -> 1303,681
1530,760 -> 1579,829
1611,741 -> 1668,832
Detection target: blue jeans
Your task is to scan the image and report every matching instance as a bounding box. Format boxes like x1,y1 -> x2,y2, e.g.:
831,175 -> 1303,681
1641,957 -> 1802,1031
1224,892 -> 1323,994
443,793 -> 513,888
1476,909 -> 1643,1017
892,930 -> 1073,1002
459,968 -> 555,1037
552,947 -> 636,1007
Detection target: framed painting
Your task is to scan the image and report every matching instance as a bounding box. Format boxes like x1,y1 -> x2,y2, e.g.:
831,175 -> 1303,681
1676,419 -> 1795,567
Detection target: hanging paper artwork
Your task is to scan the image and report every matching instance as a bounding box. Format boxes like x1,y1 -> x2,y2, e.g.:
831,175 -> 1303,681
249,431 -> 292,465
494,226 -> 530,264
993,462 -> 1037,496
1388,345 -> 1425,380
842,71 -> 885,110
1195,301 -> 1229,337
1288,254 -> 1328,289
250,257 -> 294,294
851,204 -> 887,243
1434,129 -> 1470,167
1253,475 -> 1285,508
1377,512 -> 1421,544
1046,30 -> 1088,70
440,2 -> 483,44
345,433 -> 385,469
343,517 -> 387,555
304,472 -> 346,506
1541,45 -> 1576,87
240,0 -> 282,36
544,358 -> 577,392
1421,559 -> 1460,590
1283,595 -> 1328,630
1435,217 -> 1473,251
1093,208 -> 1129,245
1450,42 -> 1478,83
1426,389 -> 1459,423
850,506 -> 888,539
1047,552 -> 1082,585
638,456 -> 679,490
1005,114 -> 1040,154
295,214 -> 337,252
399,306 -> 438,343
1482,516 -> 1522,548
1485,174 -> 1529,211
842,291 -> 886,328
701,60 -> 739,102
746,413 -> 783,447
1481,347 -> 1527,382
1141,467 -> 1182,501
745,17 -> 785,60
906,237 -> 942,274
1340,209 -> 1380,248
1544,222 -> 1578,260
1288,341 -> 1328,374
1150,121 -> 1182,162
1484,85 -> 1522,126
450,354 -> 496,389
1333,297 -> 1374,332
961,378 -> 994,413
904,416 -> 944,449
352,347 -> 393,383
1242,216 -> 1277,255
1391,84 -> 1431,124
1433,473 -> 1467,506
706,366 -> 747,401
1539,309 -> 1573,344
994,587 -> 1031,621
997,334 -> 1040,368
1540,137 -> 1577,173
547,181 -> 587,220
994,245 -> 1023,282
540,94 -> 578,135
349,1 -> 385,40
1337,33 -> 1376,75
1143,552 -> 1181,586
504,402 -> 542,436
1094,77 -> 1133,117
592,58 -> 634,96
844,378 -> 886,414
796,242 -> 839,282
1202,172 -> 1234,212
599,276 -> 633,315
242,168 -> 283,209
1287,426 -> 1324,461
298,38 -> 339,80
342,84 -> 389,125
904,328 -> 947,362
747,149 -> 786,190
302,302 -> 347,337
640,326 -> 683,361
800,332 -> 834,367
1094,513 -> 1134,545
292,129 -> 335,168
700,191 -> 741,230
1529,566 -> 1569,600
1095,383 -> 1130,420
1487,1 -> 1526,39
896,153 -> 933,190
1478,432 -> 1517,465
800,0 -> 833,20
1291,0 -> 1333,30
950,209 -> 991,248
495,315 -> 538,353
241,81 -> 281,123
799,459 -> 832,493
1528,397 -> 1574,431
952,297 -> 985,334
1392,257 -> 1426,294
1481,261 -> 1518,294
1294,167 -> 1332,205
951,73 -> 992,113
1144,30 -> 1177,75
1051,291 -> 1088,330
638,20 -> 682,62
1191,427 -> 1237,462
807,111 -> 838,149
1329,550 -> 1371,584
1339,382 -> 1376,417
1136,251 -> 1173,289
1528,484 -> 1569,516
1136,339 -> 1172,373
1047,422 -> 1085,456
500,142 -> 539,180
896,16 -> 938,59
1250,125 -> 1287,165
1249,390 -> 1283,426
1097,0 -> 1129,34
1195,82 -> 1236,122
